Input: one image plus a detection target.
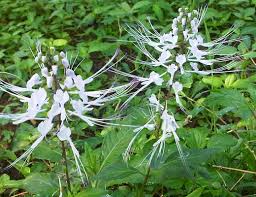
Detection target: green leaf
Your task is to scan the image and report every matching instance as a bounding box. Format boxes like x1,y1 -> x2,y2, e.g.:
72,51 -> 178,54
22,173 -> 58,196
132,1 -> 151,10
0,173 -> 57,196
88,41 -> 116,54
81,142 -> 100,175
217,46 -> 237,55
224,74 -> 236,88
151,148 -> 218,182
95,162 -> 144,185
207,134 -> 237,150
33,141 -> 62,162
205,89 -> 252,119
202,76 -> 223,88
98,129 -> 133,173
0,174 -> 22,194
76,188 -> 108,197
243,51 -> 256,59
53,39 -> 68,46
12,123 -> 38,152
186,128 -> 208,149
153,4 -> 164,21
186,187 -> 204,197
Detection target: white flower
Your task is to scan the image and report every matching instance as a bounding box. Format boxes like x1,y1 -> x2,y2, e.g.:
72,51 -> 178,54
167,64 -> 178,85
147,71 -> 164,86
62,58 -> 69,68
158,50 -> 171,64
53,55 -> 59,62
52,65 -> 58,75
41,56 -> 47,63
26,73 -> 41,89
41,67 -> 49,77
176,54 -> 186,74
60,51 -> 66,58
172,81 -> 185,112
0,45 -> 131,186
13,88 -> 48,124
148,94 -> 163,111
46,76 -> 53,88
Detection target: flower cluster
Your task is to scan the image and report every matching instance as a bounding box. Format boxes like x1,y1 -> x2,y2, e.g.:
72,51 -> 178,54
0,43 -> 134,185
0,7 -> 241,189
120,7 -> 240,164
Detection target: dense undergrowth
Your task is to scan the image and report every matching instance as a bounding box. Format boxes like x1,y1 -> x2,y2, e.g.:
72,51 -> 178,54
0,0 -> 256,196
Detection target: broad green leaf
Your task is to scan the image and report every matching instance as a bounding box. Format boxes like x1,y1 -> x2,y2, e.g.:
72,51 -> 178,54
0,174 -> 22,194
0,173 -> 57,196
22,173 -> 58,196
217,46 -> 237,55
53,39 -> 67,46
224,74 -> 236,88
186,187 -> 204,197
76,188 -> 108,197
153,4 -> 164,21
132,1 -> 151,10
95,162 -> 144,186
207,134 -> 237,150
202,76 -> 223,88
88,41 -> 116,54
205,89 -> 252,119
33,141 -> 62,162
98,129 -> 133,173
151,148 -> 218,182
243,51 -> 256,59
186,128 -> 208,149
11,123 -> 38,152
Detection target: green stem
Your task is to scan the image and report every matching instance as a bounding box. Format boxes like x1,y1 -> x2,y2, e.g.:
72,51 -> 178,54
142,167 -> 151,188
61,141 -> 72,193
52,74 -> 72,193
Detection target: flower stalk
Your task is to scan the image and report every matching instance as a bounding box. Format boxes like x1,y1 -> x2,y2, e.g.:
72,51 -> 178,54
52,72 -> 72,192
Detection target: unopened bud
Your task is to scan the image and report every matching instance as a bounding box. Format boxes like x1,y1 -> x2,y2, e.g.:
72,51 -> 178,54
62,58 -> 69,68
53,55 -> 59,62
60,51 -> 66,58
52,65 -> 58,75
34,56 -> 39,63
41,56 -> 46,63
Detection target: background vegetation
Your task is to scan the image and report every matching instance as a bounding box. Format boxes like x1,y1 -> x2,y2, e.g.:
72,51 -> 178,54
0,0 -> 256,196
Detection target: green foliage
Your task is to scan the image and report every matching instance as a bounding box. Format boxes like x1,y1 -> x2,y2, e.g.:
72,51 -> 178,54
0,0 -> 256,196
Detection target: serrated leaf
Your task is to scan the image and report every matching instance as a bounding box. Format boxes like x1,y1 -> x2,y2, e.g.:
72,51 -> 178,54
95,162 -> 144,186
186,187 -> 204,197
98,130 -> 133,173
76,188 -> 108,197
132,1 -> 151,10
22,173 -> 58,196
205,89 -> 252,119
33,141 -> 62,162
207,134 -> 237,150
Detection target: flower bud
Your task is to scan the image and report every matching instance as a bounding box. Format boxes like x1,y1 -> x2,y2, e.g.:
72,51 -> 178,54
64,76 -> 73,89
52,65 -> 58,75
41,67 -> 49,77
41,56 -> 46,63
181,18 -> 186,27
46,76 -> 53,88
60,51 -> 66,58
37,52 -> 42,58
34,56 -> 39,63
53,55 -> 59,62
62,58 -> 69,68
